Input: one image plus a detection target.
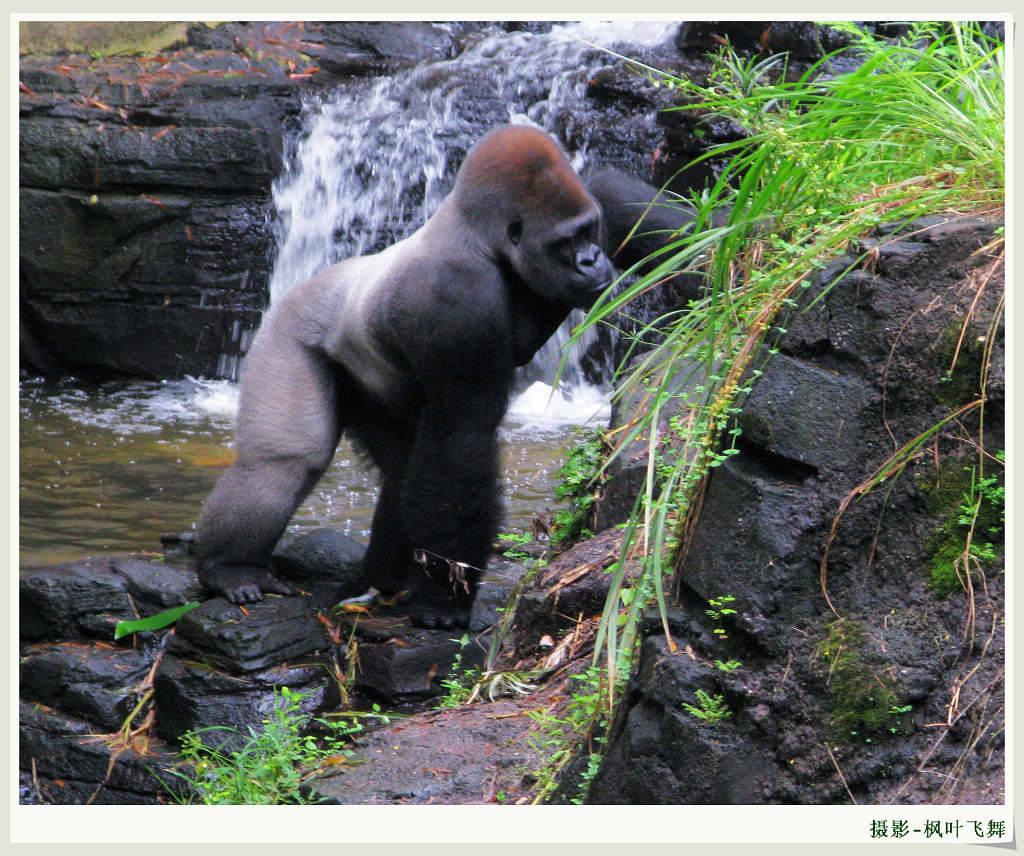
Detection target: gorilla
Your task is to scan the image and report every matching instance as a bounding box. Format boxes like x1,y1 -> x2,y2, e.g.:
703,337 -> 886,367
195,124 -> 697,629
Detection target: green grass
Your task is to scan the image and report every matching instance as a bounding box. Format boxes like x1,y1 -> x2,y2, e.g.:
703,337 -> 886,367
568,21 -> 1004,689
164,688 -> 387,804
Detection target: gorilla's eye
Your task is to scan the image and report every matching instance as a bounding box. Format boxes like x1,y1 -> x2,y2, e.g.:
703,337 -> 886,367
507,220 -> 523,246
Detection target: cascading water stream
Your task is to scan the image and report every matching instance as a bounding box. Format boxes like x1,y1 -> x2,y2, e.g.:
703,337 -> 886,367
267,21 -> 678,401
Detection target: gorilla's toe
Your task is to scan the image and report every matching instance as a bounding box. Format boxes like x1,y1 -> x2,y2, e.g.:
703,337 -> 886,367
407,605 -> 471,630
226,583 -> 265,604
201,565 -> 296,604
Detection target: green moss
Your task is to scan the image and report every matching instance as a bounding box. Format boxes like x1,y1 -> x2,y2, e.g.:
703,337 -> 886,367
817,619 -> 910,743
919,454 -> 1004,597
933,323 -> 987,410
929,539 -> 966,597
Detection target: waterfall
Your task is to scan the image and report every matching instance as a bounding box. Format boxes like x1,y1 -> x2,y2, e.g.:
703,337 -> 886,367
266,21 -> 677,402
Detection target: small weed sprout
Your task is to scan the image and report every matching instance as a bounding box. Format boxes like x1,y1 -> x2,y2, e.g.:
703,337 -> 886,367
706,595 -> 741,651
438,634 -> 478,708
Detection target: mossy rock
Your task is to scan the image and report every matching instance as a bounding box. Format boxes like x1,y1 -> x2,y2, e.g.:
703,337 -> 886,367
18,21 -> 200,58
918,456 -> 1004,597
817,619 -> 910,743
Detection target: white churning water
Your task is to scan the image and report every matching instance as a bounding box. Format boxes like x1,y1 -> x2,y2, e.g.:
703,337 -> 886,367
266,21 -> 676,424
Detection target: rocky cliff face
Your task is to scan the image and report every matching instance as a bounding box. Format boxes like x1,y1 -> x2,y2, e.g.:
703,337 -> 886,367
18,215 -> 1004,806
582,215 -> 1005,805
18,21 -> 459,379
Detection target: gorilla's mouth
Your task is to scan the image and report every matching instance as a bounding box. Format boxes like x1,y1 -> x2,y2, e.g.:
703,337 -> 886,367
576,277 -> 614,308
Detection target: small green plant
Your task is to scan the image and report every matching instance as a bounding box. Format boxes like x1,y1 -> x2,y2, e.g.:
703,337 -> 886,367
526,665 -> 610,804
497,531 -> 548,576
714,659 -> 743,673
706,595 -> 737,628
571,752 -> 603,805
550,428 -> 608,545
928,453 -> 1004,596
168,687 -> 375,804
497,531 -> 532,558
682,689 -> 732,723
705,596 -> 742,656
437,634 -> 478,708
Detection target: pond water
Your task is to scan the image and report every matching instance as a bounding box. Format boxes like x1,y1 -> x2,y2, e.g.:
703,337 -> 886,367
19,374 -> 609,567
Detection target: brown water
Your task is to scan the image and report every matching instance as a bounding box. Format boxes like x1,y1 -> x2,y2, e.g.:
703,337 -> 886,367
19,375 -> 608,566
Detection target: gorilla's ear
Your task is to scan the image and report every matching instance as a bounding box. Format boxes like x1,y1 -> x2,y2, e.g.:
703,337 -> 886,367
507,219 -> 523,246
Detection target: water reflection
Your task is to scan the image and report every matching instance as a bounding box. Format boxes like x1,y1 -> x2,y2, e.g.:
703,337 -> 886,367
19,376 -> 606,566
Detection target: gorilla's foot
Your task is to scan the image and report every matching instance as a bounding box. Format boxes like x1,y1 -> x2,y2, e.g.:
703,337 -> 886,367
199,564 -> 298,604
407,602 -> 471,630
399,581 -> 475,626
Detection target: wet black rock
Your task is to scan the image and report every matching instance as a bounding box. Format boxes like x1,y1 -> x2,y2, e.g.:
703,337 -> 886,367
21,643 -> 155,731
272,527 -> 368,609
17,21 -> 463,381
20,700 -> 184,805
18,538 -> 530,802
153,657 -> 332,750
588,215 -> 1005,804
675,20 -> 851,61
20,558 -> 142,641
167,596 -> 327,674
586,637 -> 777,804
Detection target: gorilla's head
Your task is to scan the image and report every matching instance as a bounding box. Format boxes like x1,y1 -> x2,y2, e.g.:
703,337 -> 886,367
452,125 -> 613,309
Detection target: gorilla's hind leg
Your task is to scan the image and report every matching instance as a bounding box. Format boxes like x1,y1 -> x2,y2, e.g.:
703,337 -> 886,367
195,458 -> 327,603
195,341 -> 341,604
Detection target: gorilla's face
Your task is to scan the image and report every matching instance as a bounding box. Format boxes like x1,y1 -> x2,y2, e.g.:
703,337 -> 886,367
452,125 -> 615,309
506,205 -> 613,309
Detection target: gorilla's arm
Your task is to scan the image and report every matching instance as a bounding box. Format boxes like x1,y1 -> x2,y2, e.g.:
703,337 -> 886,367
586,168 -> 727,306
586,169 -> 701,271
392,375 -> 509,627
